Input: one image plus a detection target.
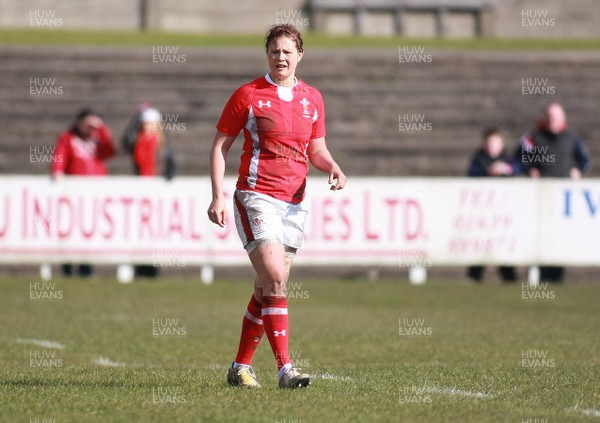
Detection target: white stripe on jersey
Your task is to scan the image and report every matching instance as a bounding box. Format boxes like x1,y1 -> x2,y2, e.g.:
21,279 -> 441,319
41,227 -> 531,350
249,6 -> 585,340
312,108 -> 318,123
261,307 -> 288,316
244,310 -> 264,325
245,105 -> 260,188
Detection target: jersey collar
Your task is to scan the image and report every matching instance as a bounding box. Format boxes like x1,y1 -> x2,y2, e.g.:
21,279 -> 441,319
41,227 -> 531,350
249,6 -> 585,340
265,73 -> 298,87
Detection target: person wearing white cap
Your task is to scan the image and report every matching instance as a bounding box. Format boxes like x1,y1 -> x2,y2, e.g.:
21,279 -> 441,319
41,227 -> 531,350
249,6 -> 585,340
134,107 -> 162,176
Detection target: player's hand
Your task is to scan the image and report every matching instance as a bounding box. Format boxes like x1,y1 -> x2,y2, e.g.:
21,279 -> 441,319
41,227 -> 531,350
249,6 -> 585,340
529,168 -> 541,178
207,197 -> 227,227
328,166 -> 347,191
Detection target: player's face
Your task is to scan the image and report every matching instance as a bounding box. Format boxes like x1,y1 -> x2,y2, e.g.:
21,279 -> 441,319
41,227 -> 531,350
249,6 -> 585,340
267,36 -> 303,85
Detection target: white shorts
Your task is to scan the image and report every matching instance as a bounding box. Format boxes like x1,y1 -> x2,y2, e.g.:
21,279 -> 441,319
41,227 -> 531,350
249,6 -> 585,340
233,190 -> 308,254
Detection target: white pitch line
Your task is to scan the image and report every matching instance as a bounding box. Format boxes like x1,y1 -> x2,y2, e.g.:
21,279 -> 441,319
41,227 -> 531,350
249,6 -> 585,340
424,386 -> 495,399
567,405 -> 600,417
14,338 -> 65,350
93,357 -> 127,367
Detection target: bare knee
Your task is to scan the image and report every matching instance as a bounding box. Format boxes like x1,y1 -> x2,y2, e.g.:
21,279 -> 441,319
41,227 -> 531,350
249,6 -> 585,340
260,269 -> 287,298
249,242 -> 288,298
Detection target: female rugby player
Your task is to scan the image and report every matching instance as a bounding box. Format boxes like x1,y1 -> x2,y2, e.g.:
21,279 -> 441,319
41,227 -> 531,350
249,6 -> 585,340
208,24 -> 347,388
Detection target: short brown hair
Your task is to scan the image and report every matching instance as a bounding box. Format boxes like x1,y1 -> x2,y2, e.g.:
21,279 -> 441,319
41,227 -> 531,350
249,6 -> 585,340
265,24 -> 304,53
482,126 -> 502,141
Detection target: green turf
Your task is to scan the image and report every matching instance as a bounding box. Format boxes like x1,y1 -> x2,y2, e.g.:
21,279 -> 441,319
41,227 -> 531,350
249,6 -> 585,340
1,275 -> 598,422
1,28 -> 600,51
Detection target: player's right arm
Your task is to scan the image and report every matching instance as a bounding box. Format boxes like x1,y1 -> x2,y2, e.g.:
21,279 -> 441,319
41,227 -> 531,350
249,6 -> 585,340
209,83 -> 252,226
207,130 -> 235,227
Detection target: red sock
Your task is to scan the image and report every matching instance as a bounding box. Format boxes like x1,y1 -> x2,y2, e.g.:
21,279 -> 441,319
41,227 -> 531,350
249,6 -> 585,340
261,296 -> 290,370
234,295 -> 264,365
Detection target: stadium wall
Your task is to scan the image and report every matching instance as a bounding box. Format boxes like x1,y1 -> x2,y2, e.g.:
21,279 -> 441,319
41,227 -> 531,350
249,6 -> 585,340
2,0 -> 600,38
1,176 -> 598,267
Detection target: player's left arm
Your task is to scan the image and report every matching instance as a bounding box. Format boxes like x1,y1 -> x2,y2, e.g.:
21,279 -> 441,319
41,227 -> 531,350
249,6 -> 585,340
307,137 -> 347,190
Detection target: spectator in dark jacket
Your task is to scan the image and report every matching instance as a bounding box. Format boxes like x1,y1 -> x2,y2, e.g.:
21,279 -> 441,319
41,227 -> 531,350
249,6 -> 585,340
467,127 -> 518,283
517,102 -> 590,283
468,127 -> 518,178
518,102 -> 589,178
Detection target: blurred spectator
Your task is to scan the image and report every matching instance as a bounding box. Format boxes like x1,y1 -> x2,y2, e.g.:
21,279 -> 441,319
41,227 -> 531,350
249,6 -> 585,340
518,102 -> 590,179
51,108 -> 116,278
466,126 -> 518,283
122,104 -> 176,279
51,108 -> 115,177
518,102 -> 590,282
122,103 -> 176,180
134,108 -> 162,176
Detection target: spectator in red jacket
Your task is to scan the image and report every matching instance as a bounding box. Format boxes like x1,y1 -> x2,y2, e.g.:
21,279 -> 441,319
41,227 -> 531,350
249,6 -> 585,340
51,109 -> 116,277
51,108 -> 115,177
133,107 -> 162,176
129,107 -> 163,279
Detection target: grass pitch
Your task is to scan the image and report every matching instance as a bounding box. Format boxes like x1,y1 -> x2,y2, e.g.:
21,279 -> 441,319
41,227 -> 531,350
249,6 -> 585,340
1,28 -> 600,51
1,274 -> 599,422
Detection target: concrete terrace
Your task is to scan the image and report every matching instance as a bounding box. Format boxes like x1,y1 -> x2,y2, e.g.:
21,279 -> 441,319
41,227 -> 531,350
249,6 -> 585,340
1,46 -> 599,177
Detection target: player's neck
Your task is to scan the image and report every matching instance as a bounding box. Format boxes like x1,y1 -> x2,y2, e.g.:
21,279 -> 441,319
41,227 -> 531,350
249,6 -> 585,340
268,73 -> 297,87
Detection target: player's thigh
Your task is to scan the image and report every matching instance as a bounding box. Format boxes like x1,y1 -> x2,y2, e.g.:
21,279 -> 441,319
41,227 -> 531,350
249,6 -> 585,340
249,242 -> 287,285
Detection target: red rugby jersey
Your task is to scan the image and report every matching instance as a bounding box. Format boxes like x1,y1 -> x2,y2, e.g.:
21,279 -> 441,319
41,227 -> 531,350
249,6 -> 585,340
216,74 -> 326,204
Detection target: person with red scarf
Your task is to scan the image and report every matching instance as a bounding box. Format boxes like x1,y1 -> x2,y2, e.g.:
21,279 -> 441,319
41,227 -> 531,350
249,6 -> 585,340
518,102 -> 589,179
517,102 -> 590,282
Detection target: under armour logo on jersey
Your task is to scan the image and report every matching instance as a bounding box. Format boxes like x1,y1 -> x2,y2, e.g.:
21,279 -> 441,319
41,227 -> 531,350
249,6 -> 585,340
258,100 -> 272,108
273,330 -> 287,337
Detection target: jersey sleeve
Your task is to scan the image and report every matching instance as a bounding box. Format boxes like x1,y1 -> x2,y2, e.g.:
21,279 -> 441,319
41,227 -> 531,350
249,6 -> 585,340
310,88 -> 326,140
216,84 -> 253,138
